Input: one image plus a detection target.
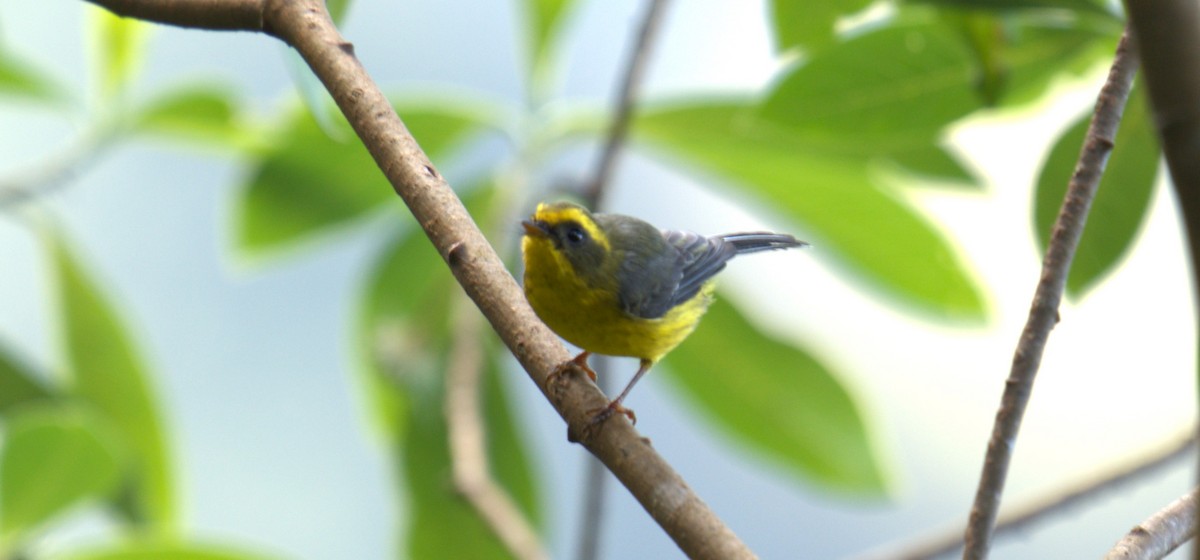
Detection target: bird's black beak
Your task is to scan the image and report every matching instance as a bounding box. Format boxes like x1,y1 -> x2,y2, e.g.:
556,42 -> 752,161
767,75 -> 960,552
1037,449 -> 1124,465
522,219 -> 550,238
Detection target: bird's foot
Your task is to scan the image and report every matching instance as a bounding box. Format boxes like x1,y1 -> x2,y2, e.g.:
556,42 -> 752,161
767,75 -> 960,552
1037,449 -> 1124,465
545,351 -> 596,397
579,400 -> 637,440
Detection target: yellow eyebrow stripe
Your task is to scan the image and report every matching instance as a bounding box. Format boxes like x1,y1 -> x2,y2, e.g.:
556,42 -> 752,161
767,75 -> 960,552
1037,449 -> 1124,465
534,203 -> 611,251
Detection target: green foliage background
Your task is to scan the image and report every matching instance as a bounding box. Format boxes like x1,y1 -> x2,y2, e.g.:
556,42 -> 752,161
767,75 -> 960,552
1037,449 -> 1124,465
0,0 -> 1165,558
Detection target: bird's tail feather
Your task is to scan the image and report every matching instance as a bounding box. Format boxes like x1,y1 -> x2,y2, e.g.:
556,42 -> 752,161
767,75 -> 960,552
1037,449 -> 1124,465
720,232 -> 809,254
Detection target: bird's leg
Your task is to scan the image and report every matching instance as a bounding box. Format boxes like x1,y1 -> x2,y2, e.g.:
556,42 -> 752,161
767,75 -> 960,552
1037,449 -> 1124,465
545,351 -> 596,394
588,358 -> 652,427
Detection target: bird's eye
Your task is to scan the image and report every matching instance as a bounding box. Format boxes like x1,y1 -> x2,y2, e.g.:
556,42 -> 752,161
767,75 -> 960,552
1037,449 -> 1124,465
565,226 -> 586,245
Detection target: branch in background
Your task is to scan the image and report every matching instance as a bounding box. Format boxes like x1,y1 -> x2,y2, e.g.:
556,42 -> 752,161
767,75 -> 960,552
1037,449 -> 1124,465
855,432 -> 1196,560
0,128 -> 113,210
1104,488 -> 1199,560
445,297 -> 546,560
579,0 -> 670,209
82,1 -> 755,557
962,31 -> 1139,560
575,2 -> 671,558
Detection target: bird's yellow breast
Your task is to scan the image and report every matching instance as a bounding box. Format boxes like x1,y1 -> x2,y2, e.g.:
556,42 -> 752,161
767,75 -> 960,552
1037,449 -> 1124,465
522,235 -> 711,362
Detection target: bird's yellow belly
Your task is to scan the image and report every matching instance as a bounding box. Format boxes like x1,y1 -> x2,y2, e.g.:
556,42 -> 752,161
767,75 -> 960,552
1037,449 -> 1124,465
523,240 -> 711,361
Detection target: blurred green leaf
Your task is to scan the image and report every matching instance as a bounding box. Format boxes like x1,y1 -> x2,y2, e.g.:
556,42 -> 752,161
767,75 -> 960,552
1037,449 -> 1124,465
481,345 -> 539,524
89,6 -> 147,99
404,351 -> 539,559
236,101 -> 484,254
0,406 -> 121,539
664,297 -> 885,493
904,0 -> 1116,17
0,51 -> 65,102
357,185 -> 498,431
636,101 -> 985,318
326,0 -> 354,23
50,235 -> 175,528
947,12 -> 1111,107
133,86 -> 247,147
770,0 -> 873,53
761,21 -> 983,152
525,0 -> 575,76
55,540 -> 284,560
358,226 -> 456,432
352,186 -> 538,554
882,143 -> 977,184
0,346 -> 54,417
1034,85 -> 1158,297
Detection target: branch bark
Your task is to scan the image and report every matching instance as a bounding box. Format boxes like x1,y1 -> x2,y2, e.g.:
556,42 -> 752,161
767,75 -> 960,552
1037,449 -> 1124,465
1104,488 -> 1199,560
82,1 -> 754,557
962,31 -> 1140,560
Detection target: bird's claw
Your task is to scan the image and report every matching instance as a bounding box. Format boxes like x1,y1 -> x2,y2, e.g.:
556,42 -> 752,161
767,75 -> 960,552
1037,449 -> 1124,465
544,352 -> 596,396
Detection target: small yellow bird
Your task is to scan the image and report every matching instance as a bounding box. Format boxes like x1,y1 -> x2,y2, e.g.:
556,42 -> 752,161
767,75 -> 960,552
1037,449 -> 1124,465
521,201 -> 807,426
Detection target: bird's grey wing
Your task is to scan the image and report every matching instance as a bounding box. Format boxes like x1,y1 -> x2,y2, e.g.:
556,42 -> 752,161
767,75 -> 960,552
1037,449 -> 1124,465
663,230 -> 737,310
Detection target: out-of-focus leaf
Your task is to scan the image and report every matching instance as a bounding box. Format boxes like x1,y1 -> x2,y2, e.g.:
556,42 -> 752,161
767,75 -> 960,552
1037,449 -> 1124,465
51,235 -> 174,528
356,185 -> 496,431
636,101 -> 985,318
904,0 -> 1116,17
326,0 -> 353,23
0,406 -> 121,539
663,297 -> 885,493
89,6 -> 147,99
770,0 -> 873,53
235,101 -> 484,254
56,540 -> 284,560
0,51 -> 65,102
404,351 -> 539,559
481,345 -> 539,525
133,86 -> 247,147
525,0 -> 575,75
352,185 -> 537,554
761,21 -> 983,152
947,12 -> 1112,108
285,50 -> 342,141
0,346 -> 54,417
883,143 -> 977,185
358,227 -> 456,433
998,25 -> 1109,106
1034,85 -> 1158,297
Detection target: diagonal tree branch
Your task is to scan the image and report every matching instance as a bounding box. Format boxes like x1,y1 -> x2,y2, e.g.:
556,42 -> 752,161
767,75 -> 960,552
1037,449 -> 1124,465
962,31 -> 1140,560
82,1 -> 754,557
1104,487 -> 1199,560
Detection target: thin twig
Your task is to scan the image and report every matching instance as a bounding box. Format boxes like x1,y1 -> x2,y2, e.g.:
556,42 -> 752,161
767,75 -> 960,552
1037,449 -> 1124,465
83,1 -> 755,557
962,31 -> 1139,560
1104,487 -> 1199,560
855,432 -> 1196,560
579,0 -> 669,209
445,296 -> 547,560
